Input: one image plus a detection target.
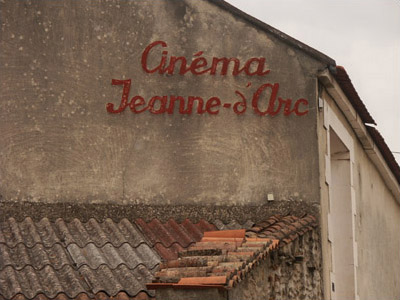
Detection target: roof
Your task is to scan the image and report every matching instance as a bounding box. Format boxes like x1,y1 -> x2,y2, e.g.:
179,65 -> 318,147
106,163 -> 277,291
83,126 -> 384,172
206,0 -> 336,66
366,126 -> 400,185
333,66 -> 376,125
332,66 -> 400,185
147,215 -> 317,290
0,217 -> 216,300
0,214 -> 315,299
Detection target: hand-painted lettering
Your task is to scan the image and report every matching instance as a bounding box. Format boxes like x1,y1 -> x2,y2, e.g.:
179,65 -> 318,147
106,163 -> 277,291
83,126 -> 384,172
108,41 -> 309,117
141,40 -> 270,76
107,79 -> 309,116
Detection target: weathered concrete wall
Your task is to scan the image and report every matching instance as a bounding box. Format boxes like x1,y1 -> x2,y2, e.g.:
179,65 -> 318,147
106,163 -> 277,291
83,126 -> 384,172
229,230 -> 322,300
0,0 -> 326,205
318,89 -> 400,300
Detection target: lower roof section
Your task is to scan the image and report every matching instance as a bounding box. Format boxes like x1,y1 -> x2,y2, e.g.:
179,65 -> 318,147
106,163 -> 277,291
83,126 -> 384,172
149,215 -> 317,290
0,201 -> 318,300
0,215 -> 216,300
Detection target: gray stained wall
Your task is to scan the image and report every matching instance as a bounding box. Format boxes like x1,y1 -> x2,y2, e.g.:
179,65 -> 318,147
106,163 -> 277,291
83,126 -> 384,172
0,0 -> 327,205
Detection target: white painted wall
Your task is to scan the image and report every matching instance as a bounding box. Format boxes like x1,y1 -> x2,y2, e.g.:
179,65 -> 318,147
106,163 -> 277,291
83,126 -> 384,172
329,129 -> 356,300
319,90 -> 400,300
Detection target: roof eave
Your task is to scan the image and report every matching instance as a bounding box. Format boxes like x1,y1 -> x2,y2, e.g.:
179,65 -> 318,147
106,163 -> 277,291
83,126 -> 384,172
318,68 -> 400,202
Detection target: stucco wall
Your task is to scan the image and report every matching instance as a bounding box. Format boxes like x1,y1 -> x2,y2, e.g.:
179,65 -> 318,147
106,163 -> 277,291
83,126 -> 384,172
319,89 -> 400,300
0,0 -> 325,205
353,130 -> 400,300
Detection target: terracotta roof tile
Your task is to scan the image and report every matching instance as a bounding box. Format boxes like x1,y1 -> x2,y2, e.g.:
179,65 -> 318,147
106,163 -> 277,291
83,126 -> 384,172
149,215 -> 316,290
177,276 -> 227,286
153,243 -> 184,261
203,229 -> 245,239
135,218 -> 216,248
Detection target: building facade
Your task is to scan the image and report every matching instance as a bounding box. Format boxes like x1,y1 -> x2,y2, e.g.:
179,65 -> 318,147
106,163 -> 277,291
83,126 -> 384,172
1,1 -> 399,299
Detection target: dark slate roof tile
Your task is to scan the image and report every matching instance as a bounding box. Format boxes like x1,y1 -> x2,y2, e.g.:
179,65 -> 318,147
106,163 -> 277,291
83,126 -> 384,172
0,291 -> 151,300
0,216 -> 216,299
79,264 -> 154,297
0,243 -> 71,271
66,243 -> 159,270
0,217 -> 161,300
0,218 -> 24,247
17,218 -> 42,247
114,243 -> 159,270
0,265 -> 88,300
50,218 -> 147,248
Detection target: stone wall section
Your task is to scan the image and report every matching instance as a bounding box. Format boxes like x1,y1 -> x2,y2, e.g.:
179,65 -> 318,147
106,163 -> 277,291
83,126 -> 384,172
229,230 -> 322,300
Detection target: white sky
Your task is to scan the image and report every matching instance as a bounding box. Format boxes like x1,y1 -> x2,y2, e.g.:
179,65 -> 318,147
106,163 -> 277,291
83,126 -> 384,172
226,0 -> 400,163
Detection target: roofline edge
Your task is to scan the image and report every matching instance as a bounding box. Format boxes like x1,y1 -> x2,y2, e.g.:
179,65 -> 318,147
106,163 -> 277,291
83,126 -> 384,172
318,69 -> 400,202
206,0 -> 336,67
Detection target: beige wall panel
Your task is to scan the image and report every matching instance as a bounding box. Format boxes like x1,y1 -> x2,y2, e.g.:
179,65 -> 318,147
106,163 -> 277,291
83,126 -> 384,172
1,0 -> 324,204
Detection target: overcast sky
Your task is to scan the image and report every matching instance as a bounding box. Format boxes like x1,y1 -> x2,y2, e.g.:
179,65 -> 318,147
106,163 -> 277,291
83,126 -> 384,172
226,0 -> 400,163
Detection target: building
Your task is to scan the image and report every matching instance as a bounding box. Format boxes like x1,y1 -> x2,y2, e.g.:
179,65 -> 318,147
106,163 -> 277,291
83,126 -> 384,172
0,1 -> 399,299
